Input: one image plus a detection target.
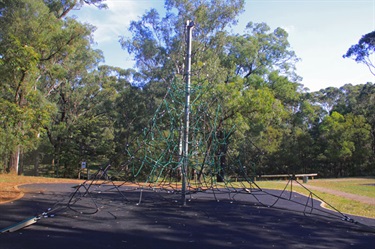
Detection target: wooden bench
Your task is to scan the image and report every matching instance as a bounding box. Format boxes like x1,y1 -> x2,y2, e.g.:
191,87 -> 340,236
295,173 -> 318,180
256,173 -> 318,182
230,173 -> 317,182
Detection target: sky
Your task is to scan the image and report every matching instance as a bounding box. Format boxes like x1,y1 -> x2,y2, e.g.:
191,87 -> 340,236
70,0 -> 375,92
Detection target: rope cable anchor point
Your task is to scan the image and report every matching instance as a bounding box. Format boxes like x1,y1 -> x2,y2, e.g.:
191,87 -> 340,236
342,215 -> 357,224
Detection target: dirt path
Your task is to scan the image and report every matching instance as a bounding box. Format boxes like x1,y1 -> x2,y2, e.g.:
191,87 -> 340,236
305,184 -> 375,205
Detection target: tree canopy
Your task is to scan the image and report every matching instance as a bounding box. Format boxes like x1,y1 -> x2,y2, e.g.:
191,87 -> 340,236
0,0 -> 374,179
344,30 -> 375,76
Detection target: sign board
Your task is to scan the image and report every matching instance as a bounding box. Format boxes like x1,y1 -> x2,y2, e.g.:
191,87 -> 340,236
81,161 -> 86,169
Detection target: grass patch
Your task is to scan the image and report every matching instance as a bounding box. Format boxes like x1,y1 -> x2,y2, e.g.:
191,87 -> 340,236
308,177 -> 375,198
251,178 -> 375,218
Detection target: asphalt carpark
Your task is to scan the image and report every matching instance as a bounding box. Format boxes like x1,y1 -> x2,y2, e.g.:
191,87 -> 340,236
0,183 -> 374,249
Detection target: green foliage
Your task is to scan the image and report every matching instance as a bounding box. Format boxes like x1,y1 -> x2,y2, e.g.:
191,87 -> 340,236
1,0 -> 374,179
0,0 -> 107,174
344,30 -> 375,75
43,0 -> 107,19
319,112 -> 354,160
0,0 -> 58,172
224,22 -> 300,81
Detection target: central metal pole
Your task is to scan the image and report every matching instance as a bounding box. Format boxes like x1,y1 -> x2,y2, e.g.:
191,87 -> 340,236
182,20 -> 194,206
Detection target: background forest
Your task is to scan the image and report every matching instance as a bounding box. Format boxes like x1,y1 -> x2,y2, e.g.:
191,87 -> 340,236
1,0 -> 374,179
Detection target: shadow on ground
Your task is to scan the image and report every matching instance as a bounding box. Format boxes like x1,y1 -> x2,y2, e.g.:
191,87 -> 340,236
0,183 -> 374,249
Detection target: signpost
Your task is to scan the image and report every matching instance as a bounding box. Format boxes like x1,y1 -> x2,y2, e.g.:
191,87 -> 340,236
81,161 -> 88,179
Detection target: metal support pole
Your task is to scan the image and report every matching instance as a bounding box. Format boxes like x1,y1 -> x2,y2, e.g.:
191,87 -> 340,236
182,20 -> 194,206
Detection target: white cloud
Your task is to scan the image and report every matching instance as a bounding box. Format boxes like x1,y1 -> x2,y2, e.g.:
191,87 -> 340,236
280,25 -> 295,35
71,0 -> 153,44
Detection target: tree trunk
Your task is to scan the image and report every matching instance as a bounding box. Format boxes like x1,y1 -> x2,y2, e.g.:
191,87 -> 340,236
8,146 -> 20,174
33,149 -> 40,176
216,131 -> 228,183
371,128 -> 375,160
54,137 -> 62,177
18,150 -> 24,175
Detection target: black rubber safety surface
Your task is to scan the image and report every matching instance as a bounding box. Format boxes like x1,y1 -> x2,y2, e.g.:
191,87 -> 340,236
0,183 -> 374,249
